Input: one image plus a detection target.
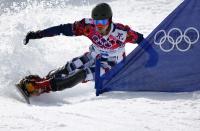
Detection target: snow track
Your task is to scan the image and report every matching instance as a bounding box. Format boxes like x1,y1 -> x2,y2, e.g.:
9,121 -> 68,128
0,0 -> 200,131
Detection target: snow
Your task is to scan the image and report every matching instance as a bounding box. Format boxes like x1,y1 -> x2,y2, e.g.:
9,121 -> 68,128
0,0 -> 200,131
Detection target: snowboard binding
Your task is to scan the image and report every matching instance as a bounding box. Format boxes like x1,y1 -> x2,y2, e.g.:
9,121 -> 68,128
16,75 -> 51,104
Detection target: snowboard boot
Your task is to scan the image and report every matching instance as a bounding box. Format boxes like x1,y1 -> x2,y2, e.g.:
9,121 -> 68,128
16,75 -> 52,97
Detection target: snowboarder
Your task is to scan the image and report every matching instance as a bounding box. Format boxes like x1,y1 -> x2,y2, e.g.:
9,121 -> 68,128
17,3 -> 144,98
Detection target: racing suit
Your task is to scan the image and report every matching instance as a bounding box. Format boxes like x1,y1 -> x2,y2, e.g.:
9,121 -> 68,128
32,18 -> 144,91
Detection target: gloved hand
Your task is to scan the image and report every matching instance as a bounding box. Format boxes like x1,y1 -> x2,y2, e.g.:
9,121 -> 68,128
135,32 -> 144,44
23,31 -> 42,45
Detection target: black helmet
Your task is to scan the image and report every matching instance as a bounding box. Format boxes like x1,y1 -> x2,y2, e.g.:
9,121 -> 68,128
92,3 -> 113,20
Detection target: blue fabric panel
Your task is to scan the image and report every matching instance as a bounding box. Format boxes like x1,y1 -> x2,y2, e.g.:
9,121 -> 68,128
96,0 -> 200,94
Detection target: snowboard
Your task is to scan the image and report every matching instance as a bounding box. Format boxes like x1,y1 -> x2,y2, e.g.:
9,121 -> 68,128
15,84 -> 30,104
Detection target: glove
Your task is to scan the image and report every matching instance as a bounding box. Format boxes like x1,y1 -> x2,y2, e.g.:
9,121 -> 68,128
135,32 -> 144,44
23,31 -> 42,45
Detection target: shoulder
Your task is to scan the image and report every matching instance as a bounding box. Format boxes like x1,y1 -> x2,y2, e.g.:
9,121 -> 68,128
73,18 -> 95,36
111,23 -> 130,42
113,23 -> 131,31
84,18 -> 94,25
74,18 -> 94,26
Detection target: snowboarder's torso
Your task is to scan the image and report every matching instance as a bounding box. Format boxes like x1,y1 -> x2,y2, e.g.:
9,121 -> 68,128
73,18 -> 139,63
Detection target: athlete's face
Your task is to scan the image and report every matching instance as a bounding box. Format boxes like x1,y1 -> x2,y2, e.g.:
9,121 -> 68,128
94,19 -> 110,35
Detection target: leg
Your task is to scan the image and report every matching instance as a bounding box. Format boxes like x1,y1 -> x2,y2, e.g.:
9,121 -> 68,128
17,52 -> 95,96
48,52 -> 95,91
50,69 -> 87,91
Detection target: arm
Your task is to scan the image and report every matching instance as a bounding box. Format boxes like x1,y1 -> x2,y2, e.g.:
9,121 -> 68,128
24,18 -> 91,45
24,24 -> 74,45
45,18 -> 92,36
36,24 -> 74,37
125,26 -> 144,44
34,18 -> 88,37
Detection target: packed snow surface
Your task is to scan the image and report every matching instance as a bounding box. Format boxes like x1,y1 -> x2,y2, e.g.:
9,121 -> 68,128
0,0 -> 200,131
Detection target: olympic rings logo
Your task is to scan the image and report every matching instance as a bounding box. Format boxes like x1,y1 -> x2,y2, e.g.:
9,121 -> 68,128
154,27 -> 199,52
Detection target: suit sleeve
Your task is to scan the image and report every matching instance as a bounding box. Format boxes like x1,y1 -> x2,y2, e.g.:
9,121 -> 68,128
36,24 -> 74,38
125,26 -> 144,44
72,18 -> 94,36
35,18 -> 92,38
72,19 -> 86,36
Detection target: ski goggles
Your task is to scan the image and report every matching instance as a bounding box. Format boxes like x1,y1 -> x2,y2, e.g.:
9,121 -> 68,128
94,19 -> 109,27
